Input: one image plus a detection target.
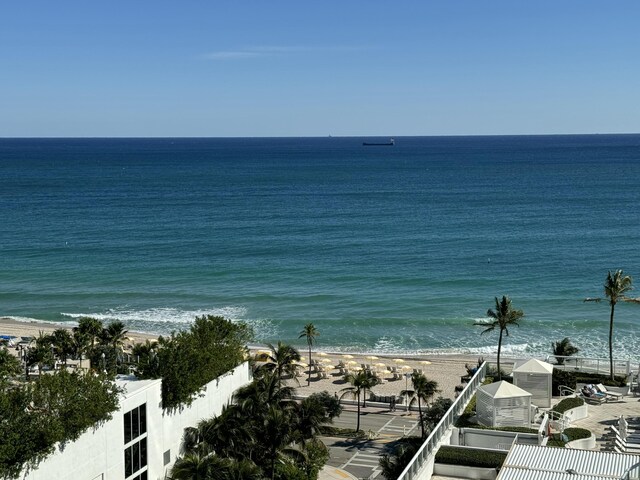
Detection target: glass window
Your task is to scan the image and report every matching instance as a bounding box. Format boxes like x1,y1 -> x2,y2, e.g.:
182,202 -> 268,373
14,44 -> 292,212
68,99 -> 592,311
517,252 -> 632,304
124,411 -> 132,444
140,438 -> 147,468
124,446 -> 132,477
139,404 -> 146,435
132,407 -> 139,439
132,442 -> 140,473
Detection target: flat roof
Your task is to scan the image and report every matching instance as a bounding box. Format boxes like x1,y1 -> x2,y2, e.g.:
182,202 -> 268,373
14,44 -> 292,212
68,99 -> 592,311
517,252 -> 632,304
116,375 -> 161,398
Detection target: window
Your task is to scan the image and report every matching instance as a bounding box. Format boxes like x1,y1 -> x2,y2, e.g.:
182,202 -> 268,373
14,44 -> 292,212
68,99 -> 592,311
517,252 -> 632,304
124,403 -> 148,479
124,404 -> 147,444
163,449 -> 171,466
124,438 -> 147,478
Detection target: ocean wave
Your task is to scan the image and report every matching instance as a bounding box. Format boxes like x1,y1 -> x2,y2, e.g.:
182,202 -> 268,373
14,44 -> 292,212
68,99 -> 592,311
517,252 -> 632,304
60,306 -> 248,325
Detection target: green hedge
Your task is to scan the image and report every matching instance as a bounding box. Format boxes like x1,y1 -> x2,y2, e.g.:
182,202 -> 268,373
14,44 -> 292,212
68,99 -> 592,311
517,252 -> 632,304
547,427 -> 592,447
574,373 -> 627,387
551,397 -> 584,414
552,369 -> 577,396
0,371 -> 121,479
436,446 -> 507,469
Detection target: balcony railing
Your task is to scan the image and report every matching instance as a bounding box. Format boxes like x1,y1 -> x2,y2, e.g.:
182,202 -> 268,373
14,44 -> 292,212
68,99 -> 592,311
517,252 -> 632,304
397,361 -> 487,480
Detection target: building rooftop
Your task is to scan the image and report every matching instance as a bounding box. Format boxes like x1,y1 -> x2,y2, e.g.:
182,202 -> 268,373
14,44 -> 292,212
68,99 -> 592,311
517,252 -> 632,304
116,375 -> 161,398
497,444 -> 640,480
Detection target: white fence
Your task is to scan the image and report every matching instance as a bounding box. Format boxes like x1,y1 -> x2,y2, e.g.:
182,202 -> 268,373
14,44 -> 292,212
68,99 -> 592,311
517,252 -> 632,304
545,355 -> 631,377
397,361 -> 487,480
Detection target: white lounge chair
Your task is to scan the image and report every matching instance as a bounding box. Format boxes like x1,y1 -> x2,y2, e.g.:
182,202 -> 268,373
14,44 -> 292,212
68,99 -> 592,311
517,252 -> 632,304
595,383 -> 624,400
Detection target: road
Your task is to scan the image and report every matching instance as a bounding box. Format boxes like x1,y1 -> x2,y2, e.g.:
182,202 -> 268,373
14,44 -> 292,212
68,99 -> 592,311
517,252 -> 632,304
321,409 -> 420,479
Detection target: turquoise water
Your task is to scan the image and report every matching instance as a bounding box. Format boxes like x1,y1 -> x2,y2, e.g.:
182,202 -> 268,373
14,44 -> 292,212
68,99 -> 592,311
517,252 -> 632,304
1,135 -> 640,360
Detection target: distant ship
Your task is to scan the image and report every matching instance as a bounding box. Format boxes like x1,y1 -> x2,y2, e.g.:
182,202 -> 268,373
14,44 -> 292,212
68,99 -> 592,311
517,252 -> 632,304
363,138 -> 395,146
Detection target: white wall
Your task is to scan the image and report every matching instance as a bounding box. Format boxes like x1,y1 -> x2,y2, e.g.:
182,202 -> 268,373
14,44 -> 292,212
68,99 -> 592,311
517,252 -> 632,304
18,362 -> 251,480
160,363 -> 251,477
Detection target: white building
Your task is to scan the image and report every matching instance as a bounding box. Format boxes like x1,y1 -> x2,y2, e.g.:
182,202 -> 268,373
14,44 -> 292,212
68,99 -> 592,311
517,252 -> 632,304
19,362 -> 251,480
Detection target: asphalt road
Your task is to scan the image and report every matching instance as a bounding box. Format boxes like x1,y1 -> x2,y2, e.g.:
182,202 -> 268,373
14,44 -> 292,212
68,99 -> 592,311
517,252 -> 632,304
321,409 -> 420,479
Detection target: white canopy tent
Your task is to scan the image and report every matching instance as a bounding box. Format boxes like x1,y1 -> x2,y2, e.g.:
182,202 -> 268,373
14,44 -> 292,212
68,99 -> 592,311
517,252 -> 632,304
513,359 -> 553,408
477,381 -> 532,428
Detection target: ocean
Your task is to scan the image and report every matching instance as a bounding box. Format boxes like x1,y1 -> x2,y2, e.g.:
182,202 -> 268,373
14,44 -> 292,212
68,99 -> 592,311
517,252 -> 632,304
1,135 -> 639,361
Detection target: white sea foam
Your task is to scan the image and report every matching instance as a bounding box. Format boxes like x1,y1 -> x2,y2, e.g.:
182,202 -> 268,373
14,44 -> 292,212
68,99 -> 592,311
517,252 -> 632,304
61,306 -> 247,325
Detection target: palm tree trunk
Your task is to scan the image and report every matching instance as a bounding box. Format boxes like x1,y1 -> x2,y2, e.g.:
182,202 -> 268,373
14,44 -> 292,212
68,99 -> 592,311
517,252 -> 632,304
609,303 -> 615,381
497,329 -> 503,381
356,392 -> 361,432
308,343 -> 312,386
418,397 -> 424,439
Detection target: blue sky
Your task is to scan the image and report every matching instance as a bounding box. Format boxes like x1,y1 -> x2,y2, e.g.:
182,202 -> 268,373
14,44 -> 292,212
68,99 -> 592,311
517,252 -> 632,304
1,1 -> 639,137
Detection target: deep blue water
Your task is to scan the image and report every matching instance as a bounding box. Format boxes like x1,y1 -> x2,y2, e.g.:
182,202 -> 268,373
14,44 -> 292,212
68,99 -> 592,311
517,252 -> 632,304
1,135 -> 640,360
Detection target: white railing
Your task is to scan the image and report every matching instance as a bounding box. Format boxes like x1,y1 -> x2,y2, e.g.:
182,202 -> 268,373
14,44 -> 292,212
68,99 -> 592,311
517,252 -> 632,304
397,362 -> 487,480
545,355 -> 630,377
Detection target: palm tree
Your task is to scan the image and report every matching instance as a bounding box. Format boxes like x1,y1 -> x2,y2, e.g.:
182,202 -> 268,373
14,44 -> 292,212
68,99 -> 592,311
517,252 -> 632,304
100,320 -> 128,351
551,337 -> 579,365
585,270 -> 638,380
340,369 -> 380,432
260,341 -> 300,386
73,317 -> 103,349
474,296 -> 524,381
298,323 -> 319,387
400,372 -> 439,438
51,328 -> 74,366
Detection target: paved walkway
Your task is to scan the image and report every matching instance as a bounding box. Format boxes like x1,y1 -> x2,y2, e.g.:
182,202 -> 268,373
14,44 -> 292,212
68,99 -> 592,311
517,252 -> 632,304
567,392 -> 640,448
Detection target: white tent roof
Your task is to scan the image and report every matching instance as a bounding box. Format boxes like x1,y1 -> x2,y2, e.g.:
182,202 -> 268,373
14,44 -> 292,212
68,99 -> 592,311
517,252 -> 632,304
513,358 -> 554,374
479,380 -> 531,399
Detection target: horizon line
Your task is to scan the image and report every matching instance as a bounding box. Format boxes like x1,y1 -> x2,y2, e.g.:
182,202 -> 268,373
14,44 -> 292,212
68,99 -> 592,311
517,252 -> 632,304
2,132 -> 640,140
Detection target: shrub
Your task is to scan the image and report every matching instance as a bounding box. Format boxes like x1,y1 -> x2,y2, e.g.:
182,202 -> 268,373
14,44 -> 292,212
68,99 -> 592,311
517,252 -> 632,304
552,369 -> 576,396
0,371 -> 121,479
435,446 -> 507,469
547,427 -> 592,447
574,372 -> 626,387
155,315 -> 253,410
552,397 -> 584,414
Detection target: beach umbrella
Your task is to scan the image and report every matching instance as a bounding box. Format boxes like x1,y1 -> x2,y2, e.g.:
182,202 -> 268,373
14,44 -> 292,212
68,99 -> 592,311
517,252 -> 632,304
346,360 -> 358,366
393,358 -> 405,364
294,361 -> 308,368
320,358 -> 332,364
343,354 -> 354,359
420,360 -> 432,365
299,356 -> 307,362
375,362 -> 387,367
318,352 -> 328,357
366,355 -> 379,361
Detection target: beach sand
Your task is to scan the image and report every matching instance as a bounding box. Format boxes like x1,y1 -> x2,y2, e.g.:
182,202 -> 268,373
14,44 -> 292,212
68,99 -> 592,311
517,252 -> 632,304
0,316 -> 159,345
1,316 -> 478,401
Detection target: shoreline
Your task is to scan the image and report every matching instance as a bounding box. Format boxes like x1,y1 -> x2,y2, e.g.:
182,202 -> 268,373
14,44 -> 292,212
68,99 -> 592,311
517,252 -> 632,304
0,315 -> 526,365
0,316 -> 159,344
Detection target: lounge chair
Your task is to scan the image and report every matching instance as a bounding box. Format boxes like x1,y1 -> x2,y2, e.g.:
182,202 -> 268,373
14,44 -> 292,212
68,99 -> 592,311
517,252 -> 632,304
595,383 -> 624,400
580,386 -> 607,405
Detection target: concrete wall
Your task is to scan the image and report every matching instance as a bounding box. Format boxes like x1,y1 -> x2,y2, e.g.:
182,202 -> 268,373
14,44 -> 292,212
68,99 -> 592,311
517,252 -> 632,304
19,362 -> 251,480
452,427 -> 540,450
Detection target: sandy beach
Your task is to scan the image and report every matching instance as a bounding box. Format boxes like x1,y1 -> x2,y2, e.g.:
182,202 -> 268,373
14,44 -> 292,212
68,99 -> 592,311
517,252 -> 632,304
0,316 -> 159,345
1,316 -> 476,401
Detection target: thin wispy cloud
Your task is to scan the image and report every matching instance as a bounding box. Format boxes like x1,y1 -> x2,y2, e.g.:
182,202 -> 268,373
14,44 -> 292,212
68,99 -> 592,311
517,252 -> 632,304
202,45 -> 363,60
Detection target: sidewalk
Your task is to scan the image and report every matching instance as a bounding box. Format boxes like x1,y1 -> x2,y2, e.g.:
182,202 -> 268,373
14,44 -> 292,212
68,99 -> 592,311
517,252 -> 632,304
319,465 -> 359,480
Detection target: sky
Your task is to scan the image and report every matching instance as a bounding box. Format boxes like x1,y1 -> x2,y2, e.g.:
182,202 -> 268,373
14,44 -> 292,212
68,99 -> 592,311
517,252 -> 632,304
1,1 -> 640,137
